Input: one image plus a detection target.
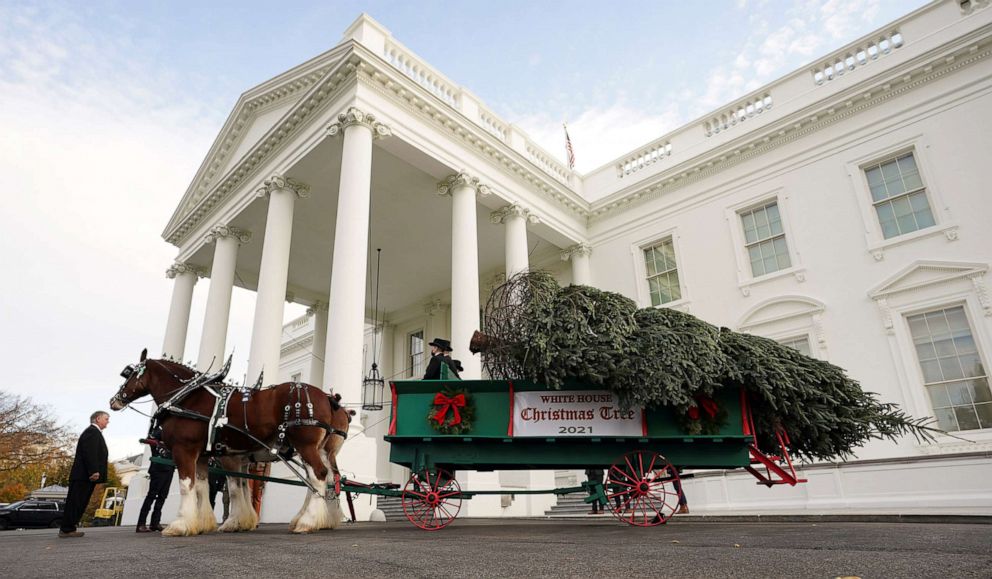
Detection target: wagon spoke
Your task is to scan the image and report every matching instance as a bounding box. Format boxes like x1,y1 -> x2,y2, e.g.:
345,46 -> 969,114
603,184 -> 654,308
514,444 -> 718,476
645,452 -> 658,477
610,464 -> 638,485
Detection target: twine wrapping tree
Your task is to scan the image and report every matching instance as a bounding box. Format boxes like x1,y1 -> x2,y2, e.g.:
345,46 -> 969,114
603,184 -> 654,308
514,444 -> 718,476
474,271 -> 934,462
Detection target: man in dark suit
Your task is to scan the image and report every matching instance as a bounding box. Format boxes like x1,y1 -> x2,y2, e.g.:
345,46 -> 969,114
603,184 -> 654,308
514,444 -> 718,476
422,338 -> 459,379
59,411 -> 109,538
135,426 -> 174,533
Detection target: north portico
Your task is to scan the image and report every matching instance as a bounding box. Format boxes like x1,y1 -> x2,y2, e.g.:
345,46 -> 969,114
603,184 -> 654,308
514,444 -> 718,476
152,15 -> 592,520
160,15 -> 590,391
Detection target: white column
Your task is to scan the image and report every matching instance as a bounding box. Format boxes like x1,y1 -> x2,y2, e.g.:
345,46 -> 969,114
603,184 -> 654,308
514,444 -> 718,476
307,302 -> 328,387
439,173 -> 489,379
246,175 -> 310,385
324,107 -> 391,401
162,262 -> 203,360
196,225 -> 251,371
491,204 -> 537,278
561,243 -> 592,286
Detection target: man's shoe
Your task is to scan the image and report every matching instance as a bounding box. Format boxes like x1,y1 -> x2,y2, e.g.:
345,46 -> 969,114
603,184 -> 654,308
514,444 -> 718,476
677,505 -> 689,514
58,531 -> 84,538
135,525 -> 152,533
151,524 -> 165,532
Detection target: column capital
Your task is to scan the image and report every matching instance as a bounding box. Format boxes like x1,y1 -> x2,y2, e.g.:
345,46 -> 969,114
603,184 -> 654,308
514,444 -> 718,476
560,243 -> 592,261
437,172 -> 492,197
166,262 -> 206,279
256,174 -> 311,199
205,225 -> 252,245
307,301 -> 329,316
327,106 -> 392,139
490,203 -> 539,225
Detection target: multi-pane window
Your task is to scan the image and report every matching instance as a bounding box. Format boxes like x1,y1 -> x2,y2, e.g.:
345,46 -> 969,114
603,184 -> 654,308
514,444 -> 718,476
779,336 -> 812,357
864,152 -> 935,239
643,238 -> 681,306
740,201 -> 791,277
908,306 -> 991,432
409,331 -> 425,378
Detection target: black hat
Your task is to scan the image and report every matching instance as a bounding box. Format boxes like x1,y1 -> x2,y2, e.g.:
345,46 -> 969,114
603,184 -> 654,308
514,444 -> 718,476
429,338 -> 452,352
452,359 -> 464,372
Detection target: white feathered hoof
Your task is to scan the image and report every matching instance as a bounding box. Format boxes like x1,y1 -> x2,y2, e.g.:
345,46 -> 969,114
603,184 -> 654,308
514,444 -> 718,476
162,518 -> 199,537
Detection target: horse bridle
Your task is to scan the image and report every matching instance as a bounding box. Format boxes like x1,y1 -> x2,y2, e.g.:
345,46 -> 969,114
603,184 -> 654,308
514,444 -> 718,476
110,361 -> 147,409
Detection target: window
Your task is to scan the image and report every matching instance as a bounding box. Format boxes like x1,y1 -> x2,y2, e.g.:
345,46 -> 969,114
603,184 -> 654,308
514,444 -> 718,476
908,306 -> 991,432
779,336 -> 812,357
642,238 -> 681,306
864,152 -> 935,239
409,331 -> 425,378
739,201 -> 791,277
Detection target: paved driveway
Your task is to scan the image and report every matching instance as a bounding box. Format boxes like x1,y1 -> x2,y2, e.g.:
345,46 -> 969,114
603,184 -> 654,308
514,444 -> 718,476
0,519 -> 988,578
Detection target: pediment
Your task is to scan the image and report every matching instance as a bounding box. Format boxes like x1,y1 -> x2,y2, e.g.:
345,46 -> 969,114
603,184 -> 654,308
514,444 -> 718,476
868,260 -> 988,299
163,43 -> 353,238
738,295 -> 825,329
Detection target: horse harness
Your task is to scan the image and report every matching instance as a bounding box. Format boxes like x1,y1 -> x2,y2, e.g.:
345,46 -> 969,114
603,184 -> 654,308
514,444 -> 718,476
152,377 -> 344,457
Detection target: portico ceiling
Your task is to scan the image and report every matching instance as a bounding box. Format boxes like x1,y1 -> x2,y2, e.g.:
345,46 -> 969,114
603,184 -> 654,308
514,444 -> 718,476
184,136 -> 556,316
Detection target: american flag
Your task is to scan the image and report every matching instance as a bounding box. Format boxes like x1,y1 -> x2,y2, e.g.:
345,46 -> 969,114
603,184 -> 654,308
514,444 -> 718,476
563,123 -> 575,170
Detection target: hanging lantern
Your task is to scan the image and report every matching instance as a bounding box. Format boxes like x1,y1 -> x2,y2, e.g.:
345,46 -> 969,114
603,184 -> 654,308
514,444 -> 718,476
362,362 -> 385,411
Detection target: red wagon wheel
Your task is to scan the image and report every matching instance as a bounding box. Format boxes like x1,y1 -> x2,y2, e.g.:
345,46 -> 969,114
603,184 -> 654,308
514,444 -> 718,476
604,450 -> 681,527
401,468 -> 462,530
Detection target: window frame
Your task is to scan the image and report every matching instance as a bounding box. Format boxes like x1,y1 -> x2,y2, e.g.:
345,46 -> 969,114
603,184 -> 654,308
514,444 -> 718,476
630,227 -> 689,310
408,329 -> 425,379
724,189 -> 805,296
844,137 -> 957,261
903,303 -> 991,433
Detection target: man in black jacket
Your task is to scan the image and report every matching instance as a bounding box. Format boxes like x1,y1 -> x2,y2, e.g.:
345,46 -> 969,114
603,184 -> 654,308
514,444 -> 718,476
59,411 -> 109,538
135,427 -> 174,533
422,338 -> 459,380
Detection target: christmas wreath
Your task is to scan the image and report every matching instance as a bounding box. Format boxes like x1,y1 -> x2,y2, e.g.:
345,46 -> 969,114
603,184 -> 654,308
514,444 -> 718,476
427,387 -> 475,435
678,395 -> 728,435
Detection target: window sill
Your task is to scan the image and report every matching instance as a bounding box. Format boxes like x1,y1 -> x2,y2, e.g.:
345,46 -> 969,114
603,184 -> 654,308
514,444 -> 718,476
738,266 -> 807,297
650,298 -> 692,313
917,428 -> 992,454
867,223 -> 959,261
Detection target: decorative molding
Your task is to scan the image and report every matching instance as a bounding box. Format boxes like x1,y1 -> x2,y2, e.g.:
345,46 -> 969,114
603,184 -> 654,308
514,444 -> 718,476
877,297 -> 895,334
945,227 -> 960,241
205,225 -> 252,245
490,203 -> 539,225
737,295 -> 826,329
560,243 -> 592,261
423,298 -> 443,316
589,39 -> 992,223
326,106 -> 392,139
165,262 -> 206,279
307,301 -> 329,316
868,260 -> 990,300
437,172 -> 491,197
164,52 -> 359,246
970,272 -> 992,316
256,174 -> 311,199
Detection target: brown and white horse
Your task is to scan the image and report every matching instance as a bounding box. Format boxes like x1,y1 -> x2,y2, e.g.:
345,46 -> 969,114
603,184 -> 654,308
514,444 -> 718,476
110,349 -> 352,536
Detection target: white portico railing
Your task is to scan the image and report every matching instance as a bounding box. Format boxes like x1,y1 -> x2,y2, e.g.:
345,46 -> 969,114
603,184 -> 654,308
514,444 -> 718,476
346,16 -> 574,189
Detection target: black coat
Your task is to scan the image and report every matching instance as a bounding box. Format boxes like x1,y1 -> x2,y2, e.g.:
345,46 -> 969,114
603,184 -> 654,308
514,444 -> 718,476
423,353 -> 459,380
69,425 -> 108,483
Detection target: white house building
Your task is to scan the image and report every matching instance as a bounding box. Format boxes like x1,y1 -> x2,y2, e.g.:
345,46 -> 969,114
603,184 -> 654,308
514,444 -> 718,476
122,0 -> 992,525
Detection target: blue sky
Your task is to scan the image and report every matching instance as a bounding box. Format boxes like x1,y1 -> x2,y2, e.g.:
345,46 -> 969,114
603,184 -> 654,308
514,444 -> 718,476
0,0 -> 929,459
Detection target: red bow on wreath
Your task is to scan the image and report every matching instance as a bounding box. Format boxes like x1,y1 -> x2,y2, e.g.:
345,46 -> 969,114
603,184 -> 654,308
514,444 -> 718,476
687,396 -> 719,421
432,392 -> 466,426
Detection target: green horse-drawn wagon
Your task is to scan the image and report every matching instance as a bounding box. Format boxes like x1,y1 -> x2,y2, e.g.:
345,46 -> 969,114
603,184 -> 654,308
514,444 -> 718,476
379,375 -> 804,530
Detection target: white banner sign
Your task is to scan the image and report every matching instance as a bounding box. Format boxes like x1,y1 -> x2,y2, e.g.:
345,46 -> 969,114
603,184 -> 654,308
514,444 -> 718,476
512,390 -> 644,437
